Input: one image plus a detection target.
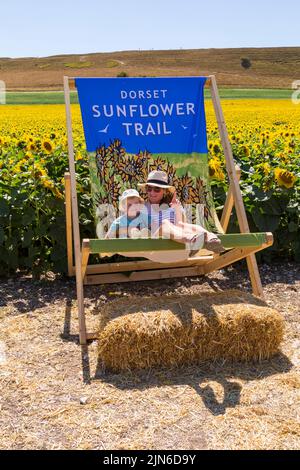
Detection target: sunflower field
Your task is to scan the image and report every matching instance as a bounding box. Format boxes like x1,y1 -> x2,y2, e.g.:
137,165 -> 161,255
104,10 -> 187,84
0,99 -> 299,276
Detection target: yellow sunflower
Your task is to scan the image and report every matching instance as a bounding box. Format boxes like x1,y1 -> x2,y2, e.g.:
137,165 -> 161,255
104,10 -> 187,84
27,142 -> 36,151
51,187 -> 63,199
42,140 -> 53,153
274,168 -> 297,189
212,143 -> 221,155
257,162 -> 271,176
240,145 -> 250,157
208,158 -> 225,181
263,163 -> 271,175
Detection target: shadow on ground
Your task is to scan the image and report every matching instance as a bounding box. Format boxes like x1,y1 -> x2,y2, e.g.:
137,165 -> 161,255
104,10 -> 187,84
93,353 -> 293,416
89,290 -> 291,415
1,261 -> 299,315
57,269 -> 294,407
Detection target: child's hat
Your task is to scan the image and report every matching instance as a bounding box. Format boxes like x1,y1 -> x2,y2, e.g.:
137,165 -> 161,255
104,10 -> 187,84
119,189 -> 143,208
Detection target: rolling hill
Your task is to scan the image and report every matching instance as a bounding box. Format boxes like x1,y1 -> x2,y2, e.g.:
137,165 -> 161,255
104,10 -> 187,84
0,47 -> 300,91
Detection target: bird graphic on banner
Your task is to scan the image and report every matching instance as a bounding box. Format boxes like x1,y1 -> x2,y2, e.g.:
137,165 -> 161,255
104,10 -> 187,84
98,124 -> 110,133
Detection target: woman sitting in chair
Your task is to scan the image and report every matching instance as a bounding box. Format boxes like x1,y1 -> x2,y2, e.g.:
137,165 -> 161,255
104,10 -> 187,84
138,170 -> 224,254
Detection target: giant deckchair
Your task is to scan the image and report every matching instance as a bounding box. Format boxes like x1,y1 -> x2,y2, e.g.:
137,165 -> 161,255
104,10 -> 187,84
63,75 -> 273,344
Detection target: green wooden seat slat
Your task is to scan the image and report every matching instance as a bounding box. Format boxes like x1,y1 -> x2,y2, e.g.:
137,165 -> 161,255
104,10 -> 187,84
219,233 -> 268,248
88,233 -> 269,253
90,238 -> 183,252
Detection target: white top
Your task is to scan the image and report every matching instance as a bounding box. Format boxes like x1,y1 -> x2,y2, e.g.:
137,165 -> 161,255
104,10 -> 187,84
146,202 -> 185,232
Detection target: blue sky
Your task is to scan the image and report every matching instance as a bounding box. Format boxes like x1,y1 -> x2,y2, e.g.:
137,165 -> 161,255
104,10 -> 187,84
1,0 -> 299,58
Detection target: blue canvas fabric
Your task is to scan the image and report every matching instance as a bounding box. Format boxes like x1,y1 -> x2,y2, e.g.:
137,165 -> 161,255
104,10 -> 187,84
76,76 -> 224,235
76,77 -> 208,154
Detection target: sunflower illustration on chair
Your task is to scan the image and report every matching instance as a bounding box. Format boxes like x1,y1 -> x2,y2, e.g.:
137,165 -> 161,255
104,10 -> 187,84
63,75 -> 273,344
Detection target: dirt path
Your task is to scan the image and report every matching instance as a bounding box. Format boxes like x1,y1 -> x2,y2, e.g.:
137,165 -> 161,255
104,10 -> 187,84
0,262 -> 299,450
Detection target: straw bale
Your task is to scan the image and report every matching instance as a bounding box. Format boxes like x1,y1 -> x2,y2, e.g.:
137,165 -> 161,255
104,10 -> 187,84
98,290 -> 284,371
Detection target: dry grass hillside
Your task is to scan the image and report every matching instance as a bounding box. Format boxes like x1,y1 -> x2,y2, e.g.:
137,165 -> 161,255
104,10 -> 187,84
1,47 -> 300,91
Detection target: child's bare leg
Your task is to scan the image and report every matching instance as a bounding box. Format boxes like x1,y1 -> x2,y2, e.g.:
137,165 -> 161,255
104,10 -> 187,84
177,220 -> 198,234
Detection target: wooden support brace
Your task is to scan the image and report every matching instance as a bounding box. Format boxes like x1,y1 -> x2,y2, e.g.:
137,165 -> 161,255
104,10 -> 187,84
221,165 -> 241,233
203,233 -> 273,275
64,172 -> 73,277
72,254 -> 214,276
209,75 -> 264,298
84,264 -> 206,285
81,239 -> 90,280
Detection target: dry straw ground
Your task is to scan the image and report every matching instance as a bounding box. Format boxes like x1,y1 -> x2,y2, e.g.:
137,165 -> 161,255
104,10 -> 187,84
0,262 -> 299,450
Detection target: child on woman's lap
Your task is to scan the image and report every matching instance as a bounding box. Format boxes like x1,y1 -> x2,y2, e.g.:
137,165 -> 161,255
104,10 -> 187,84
106,171 -> 224,255
105,189 -> 149,239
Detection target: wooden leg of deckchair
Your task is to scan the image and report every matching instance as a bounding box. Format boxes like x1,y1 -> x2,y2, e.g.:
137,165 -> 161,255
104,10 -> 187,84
220,169 -> 263,296
77,278 -> 87,345
220,188 -> 264,296
72,244 -> 88,345
245,254 -> 264,297
220,171 -> 263,296
203,247 -> 260,274
203,234 -> 273,296
72,245 -> 89,345
64,76 -> 88,344
81,239 -> 90,280
64,172 -> 73,277
209,76 -> 265,298
65,176 -> 87,343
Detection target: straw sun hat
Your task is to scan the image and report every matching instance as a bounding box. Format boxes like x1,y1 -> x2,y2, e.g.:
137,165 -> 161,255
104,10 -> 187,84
138,170 -> 175,192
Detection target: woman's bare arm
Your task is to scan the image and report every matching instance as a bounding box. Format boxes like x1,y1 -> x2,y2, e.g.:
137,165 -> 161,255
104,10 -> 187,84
170,191 -> 187,223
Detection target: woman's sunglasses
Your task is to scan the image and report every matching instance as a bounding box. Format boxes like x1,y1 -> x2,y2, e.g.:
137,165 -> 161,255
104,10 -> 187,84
146,185 -> 163,193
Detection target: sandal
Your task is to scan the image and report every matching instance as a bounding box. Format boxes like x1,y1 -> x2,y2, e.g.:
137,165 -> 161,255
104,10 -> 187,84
203,234 -> 225,253
188,233 -> 205,256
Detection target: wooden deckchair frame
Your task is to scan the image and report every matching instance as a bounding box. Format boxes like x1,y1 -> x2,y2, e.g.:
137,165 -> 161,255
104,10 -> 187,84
63,75 -> 273,344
